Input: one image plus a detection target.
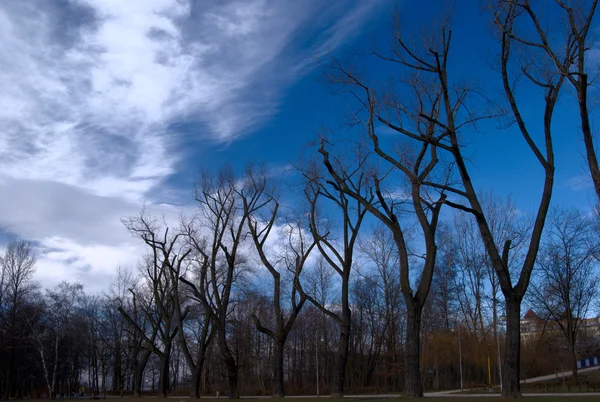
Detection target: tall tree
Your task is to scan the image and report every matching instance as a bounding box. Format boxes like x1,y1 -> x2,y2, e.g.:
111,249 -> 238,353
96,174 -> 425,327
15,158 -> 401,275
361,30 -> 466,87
0,240 -> 38,399
503,0 -> 599,201
123,284 -> 158,397
528,207 -> 599,383
452,213 -> 489,342
32,282 -> 84,400
121,214 -> 189,398
350,274 -> 389,388
358,224 -> 404,390
179,166 -> 263,399
244,175 -> 316,397
167,247 -> 214,399
103,267 -> 137,396
297,168 -> 370,397
315,122 -> 445,396
320,5 -> 567,395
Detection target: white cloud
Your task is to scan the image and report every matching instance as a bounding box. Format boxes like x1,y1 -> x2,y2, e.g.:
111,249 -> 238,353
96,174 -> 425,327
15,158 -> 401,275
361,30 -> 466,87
0,176 -> 196,292
566,174 -> 593,191
0,0 -> 384,292
36,237 -> 141,294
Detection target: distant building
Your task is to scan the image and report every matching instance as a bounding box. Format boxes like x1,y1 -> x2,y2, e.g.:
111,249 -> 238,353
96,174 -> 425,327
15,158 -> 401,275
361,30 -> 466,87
520,309 -> 543,342
519,309 -> 600,342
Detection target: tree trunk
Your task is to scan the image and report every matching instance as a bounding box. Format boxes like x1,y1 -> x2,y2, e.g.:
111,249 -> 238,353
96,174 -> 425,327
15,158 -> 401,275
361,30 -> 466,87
4,356 -> 11,400
217,329 -> 238,399
403,303 -> 422,398
225,354 -> 238,399
578,75 -> 600,201
158,347 -> 170,398
203,351 -> 212,395
569,332 -> 578,385
113,337 -> 122,392
272,336 -> 285,398
191,334 -> 211,399
134,349 -> 152,397
502,296 -> 521,398
190,364 -> 201,399
332,317 -> 351,398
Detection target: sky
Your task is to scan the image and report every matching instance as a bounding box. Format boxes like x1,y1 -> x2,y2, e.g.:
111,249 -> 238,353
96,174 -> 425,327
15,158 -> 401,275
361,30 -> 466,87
0,0 -> 597,294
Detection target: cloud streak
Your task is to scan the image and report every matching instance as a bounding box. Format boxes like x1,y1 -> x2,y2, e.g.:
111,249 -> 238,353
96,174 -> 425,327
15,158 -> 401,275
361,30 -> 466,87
0,0 -> 383,292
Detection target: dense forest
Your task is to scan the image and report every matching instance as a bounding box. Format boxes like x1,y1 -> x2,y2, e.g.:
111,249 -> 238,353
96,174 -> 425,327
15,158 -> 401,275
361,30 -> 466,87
2,0 -> 600,399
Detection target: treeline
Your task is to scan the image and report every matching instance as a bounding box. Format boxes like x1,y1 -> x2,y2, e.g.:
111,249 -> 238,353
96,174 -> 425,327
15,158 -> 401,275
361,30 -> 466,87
0,176 -> 598,399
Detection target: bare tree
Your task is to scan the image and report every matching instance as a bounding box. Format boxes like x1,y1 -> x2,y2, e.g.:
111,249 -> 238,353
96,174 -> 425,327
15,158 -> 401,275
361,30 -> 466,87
314,125 -> 445,397
502,0 -> 600,200
316,4 -> 567,395
528,207 -> 599,383
179,166 -> 264,399
296,166 -> 371,397
81,294 -> 110,398
103,267 -> 137,396
32,282 -> 84,400
122,283 -> 158,397
167,246 -> 214,399
358,224 -> 404,389
244,174 -> 316,397
1,241 -> 36,326
315,28 -> 459,394
0,240 -> 37,399
110,267 -> 159,397
120,214 -> 189,398
467,6 -> 567,395
452,213 -> 489,342
427,225 -> 459,333
122,215 -> 214,399
350,274 -> 389,388
445,193 -> 529,391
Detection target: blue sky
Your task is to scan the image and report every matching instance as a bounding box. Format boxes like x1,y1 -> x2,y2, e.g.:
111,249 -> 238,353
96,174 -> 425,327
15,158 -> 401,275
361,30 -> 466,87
0,0 -> 596,292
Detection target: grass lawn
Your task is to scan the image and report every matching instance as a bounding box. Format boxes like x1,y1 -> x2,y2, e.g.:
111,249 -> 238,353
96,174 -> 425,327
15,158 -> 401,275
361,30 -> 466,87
519,369 -> 600,393
25,397 -> 600,402
454,368 -> 600,395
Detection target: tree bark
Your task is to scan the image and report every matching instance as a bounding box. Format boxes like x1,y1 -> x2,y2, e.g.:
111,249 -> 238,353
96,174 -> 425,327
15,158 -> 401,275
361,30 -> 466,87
225,358 -> 238,399
134,349 -> 152,397
578,75 -> 600,201
158,346 -> 171,398
502,296 -> 521,398
570,343 -> 578,385
569,323 -> 578,384
188,341 -> 211,399
272,337 -> 285,398
332,309 -> 351,398
113,335 -> 122,392
217,328 -> 238,399
403,302 -> 422,398
190,364 -> 201,399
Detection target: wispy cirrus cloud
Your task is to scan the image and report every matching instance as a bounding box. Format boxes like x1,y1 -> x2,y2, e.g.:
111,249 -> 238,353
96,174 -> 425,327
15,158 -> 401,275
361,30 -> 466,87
0,0 -> 384,291
565,174 -> 593,191
0,0 -> 383,198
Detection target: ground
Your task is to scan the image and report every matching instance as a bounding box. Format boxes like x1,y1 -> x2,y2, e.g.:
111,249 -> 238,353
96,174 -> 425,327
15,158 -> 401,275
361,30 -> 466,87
20,396 -> 600,402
